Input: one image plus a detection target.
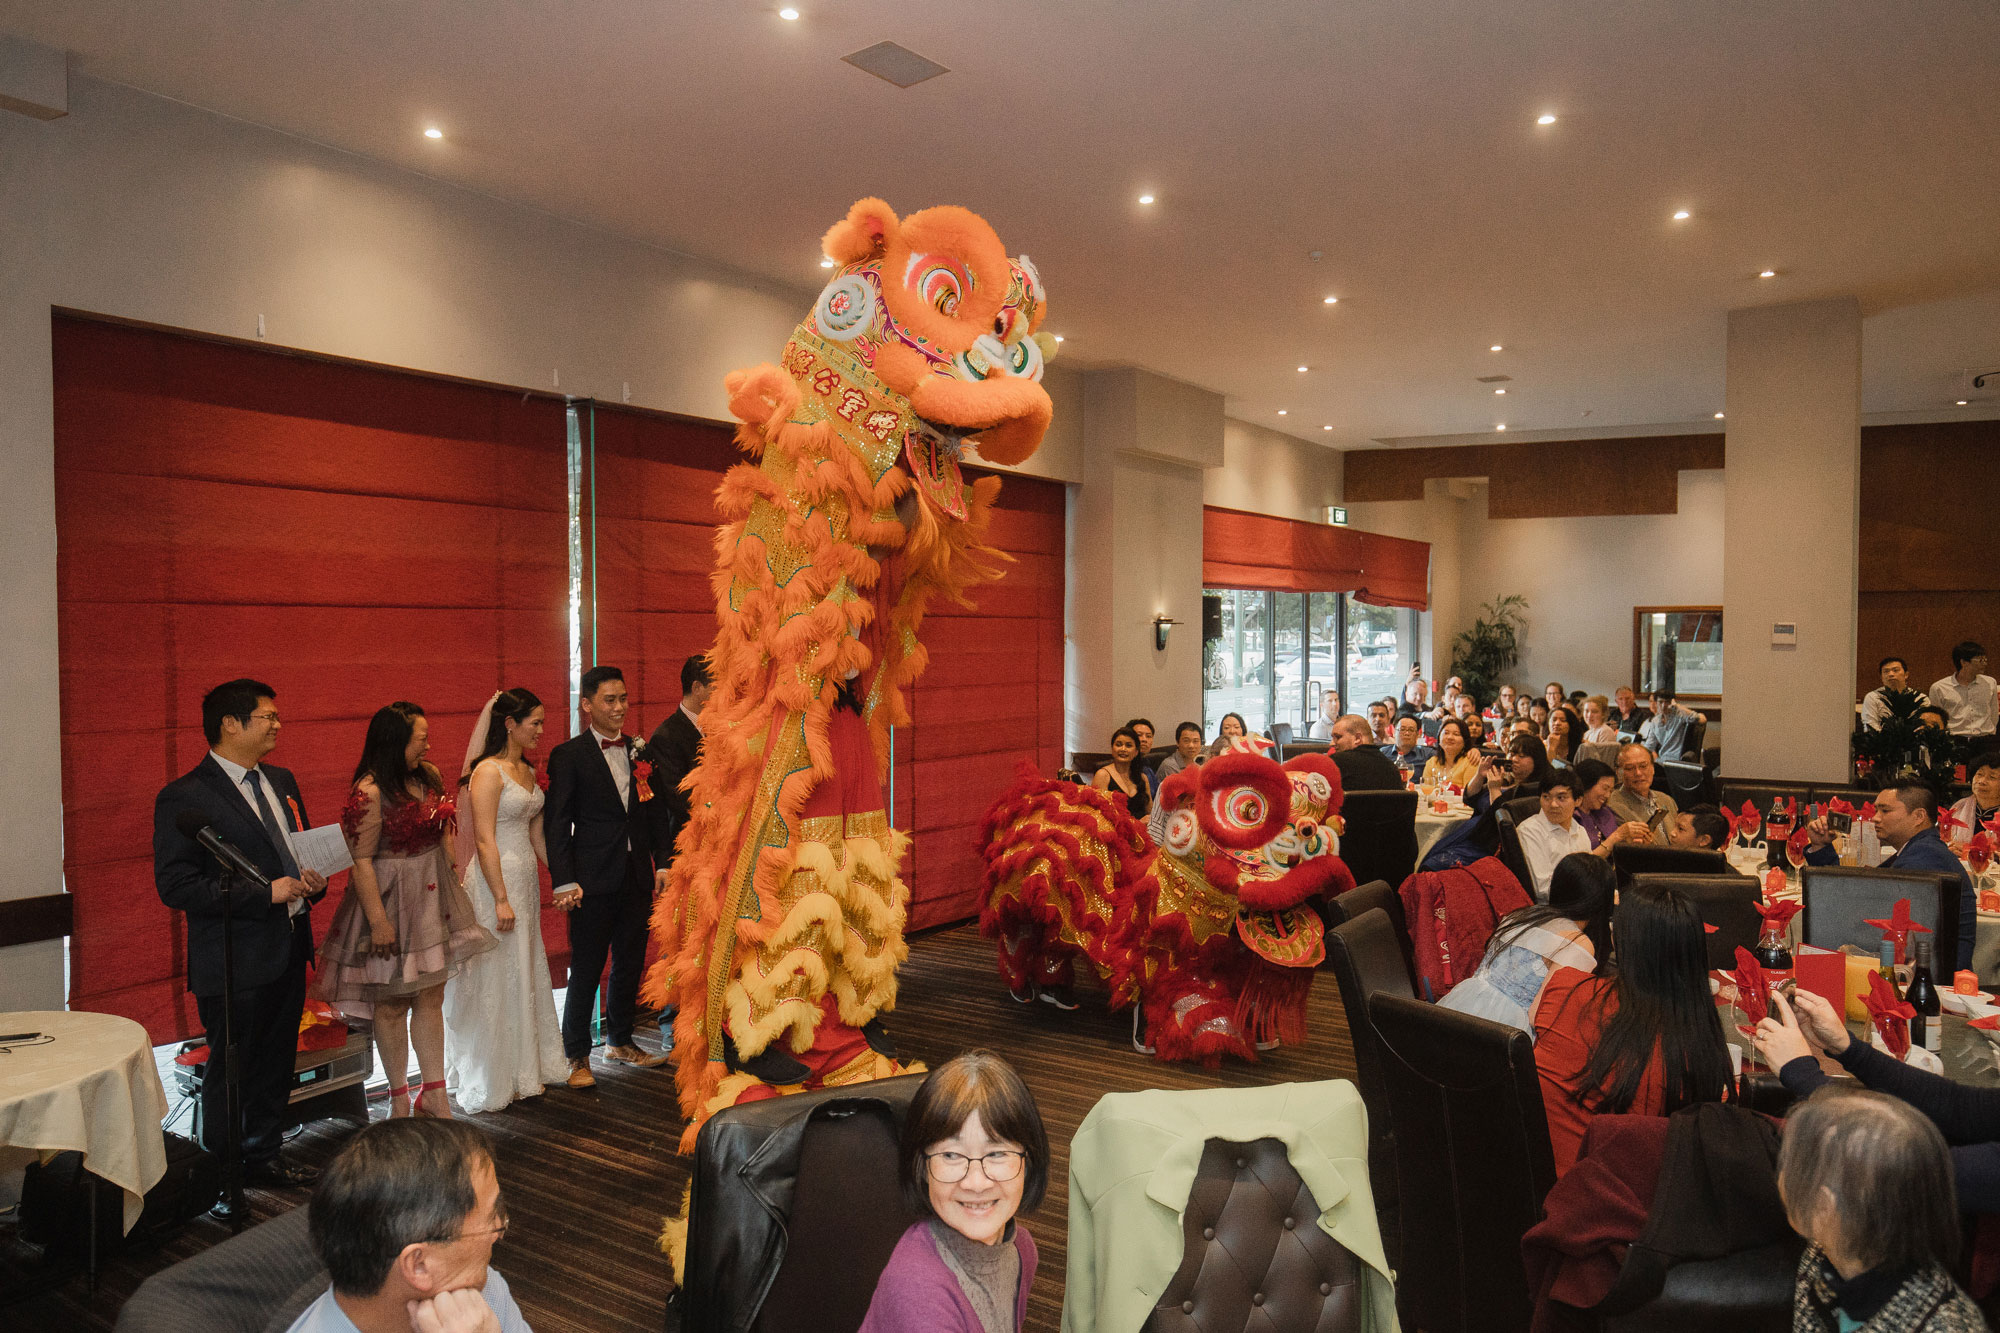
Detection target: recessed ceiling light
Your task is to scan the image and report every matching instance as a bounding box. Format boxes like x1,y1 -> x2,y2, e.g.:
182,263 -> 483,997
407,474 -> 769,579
1323,425 -> 1333,431
423,127 -> 443,139
779,7 -> 800,18
1137,194 -> 1155,205
1494,387 -> 1507,395
1297,365 -> 1309,373
1490,344 -> 1504,352
1496,424 -> 1508,431
1052,334 -> 1064,343
819,258 -> 835,268
1758,269 -> 1776,279
1277,410 -> 1287,416
1959,400 -> 1971,406
1672,210 -> 1691,221
1537,114 -> 1557,125
1323,296 -> 1339,305
1714,412 -> 1725,419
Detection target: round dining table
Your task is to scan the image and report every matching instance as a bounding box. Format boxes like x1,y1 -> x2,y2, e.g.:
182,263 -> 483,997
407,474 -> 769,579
0,1009 -> 169,1235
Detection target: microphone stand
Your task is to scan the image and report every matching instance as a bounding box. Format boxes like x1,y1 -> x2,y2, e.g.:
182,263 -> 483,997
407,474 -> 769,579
216,861 -> 246,1233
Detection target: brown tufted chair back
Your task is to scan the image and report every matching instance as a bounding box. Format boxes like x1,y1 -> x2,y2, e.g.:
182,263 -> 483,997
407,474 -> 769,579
1144,1137 -> 1368,1333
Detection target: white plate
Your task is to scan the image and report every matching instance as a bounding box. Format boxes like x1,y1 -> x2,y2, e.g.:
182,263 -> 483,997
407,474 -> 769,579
1943,990 -> 1997,1015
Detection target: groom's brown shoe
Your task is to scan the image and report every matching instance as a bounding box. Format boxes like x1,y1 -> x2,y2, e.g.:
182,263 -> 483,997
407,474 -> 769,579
604,1044 -> 671,1069
565,1058 -> 596,1088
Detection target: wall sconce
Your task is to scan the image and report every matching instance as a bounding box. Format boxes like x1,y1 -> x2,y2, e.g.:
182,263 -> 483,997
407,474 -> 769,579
1153,615 -> 1181,651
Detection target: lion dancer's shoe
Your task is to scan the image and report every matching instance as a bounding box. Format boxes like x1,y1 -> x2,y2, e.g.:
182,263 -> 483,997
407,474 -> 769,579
996,922 -> 1086,1010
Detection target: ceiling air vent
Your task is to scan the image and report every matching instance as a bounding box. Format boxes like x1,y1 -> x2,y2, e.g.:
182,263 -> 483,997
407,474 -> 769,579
843,41 -> 950,88
1475,374 -> 1513,384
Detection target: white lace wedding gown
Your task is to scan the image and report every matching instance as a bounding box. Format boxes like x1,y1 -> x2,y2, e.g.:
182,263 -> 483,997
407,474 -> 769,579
444,773 -> 569,1112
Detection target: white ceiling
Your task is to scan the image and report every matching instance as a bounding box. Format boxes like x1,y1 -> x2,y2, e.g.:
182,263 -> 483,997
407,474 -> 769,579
6,0 -> 2000,447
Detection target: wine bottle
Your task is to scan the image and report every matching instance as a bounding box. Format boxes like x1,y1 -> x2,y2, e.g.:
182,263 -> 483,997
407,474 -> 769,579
1906,937 -> 1942,1054
1879,939 -> 1897,986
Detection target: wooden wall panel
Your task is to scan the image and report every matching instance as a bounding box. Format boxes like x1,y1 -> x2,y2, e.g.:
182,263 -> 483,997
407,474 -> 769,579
1343,433 -> 1724,517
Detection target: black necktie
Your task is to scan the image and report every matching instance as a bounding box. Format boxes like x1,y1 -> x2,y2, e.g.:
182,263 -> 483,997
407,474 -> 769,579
245,770 -> 301,879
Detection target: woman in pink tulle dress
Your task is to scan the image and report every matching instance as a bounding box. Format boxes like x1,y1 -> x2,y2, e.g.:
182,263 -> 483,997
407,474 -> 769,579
315,701 -> 494,1117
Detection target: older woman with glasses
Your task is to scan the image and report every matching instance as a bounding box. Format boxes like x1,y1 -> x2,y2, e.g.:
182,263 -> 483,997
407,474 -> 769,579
862,1051 -> 1048,1333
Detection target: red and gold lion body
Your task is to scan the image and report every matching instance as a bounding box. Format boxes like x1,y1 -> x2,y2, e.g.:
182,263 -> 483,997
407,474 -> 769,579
979,744 -> 1355,1064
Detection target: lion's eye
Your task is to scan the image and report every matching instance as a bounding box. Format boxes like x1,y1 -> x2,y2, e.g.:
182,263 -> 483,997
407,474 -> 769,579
993,315 -> 1007,336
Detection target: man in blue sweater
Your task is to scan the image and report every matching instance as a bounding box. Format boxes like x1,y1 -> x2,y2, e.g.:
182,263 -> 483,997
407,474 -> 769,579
1804,781 -> 1975,971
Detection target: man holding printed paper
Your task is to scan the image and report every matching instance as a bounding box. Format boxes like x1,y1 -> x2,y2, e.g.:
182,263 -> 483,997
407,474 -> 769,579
152,678 -> 329,1201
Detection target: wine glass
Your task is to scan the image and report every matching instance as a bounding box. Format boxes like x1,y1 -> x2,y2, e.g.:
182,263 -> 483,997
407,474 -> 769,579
1786,826 -> 1810,875
1972,837 -> 1994,877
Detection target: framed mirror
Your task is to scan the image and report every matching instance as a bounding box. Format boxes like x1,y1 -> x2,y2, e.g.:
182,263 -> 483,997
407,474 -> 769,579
1633,606 -> 1722,704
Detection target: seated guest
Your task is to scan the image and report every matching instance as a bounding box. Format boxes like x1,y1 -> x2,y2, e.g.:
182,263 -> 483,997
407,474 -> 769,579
1487,684 -> 1518,724
1607,744 -> 1678,845
1638,689 -> 1703,759
1769,1078 -> 1983,1331
1463,712 -> 1491,751
1804,782 -> 1974,970
1367,699 -> 1395,744
1543,681 -> 1567,715
1948,751 -> 2000,832
1533,883 -> 1730,1175
1545,706 -> 1584,767
1092,727 -> 1151,820
1451,692 -> 1480,727
1208,712 -> 1250,756
1329,715 -> 1405,791
1307,690 -> 1341,741
1421,718 -> 1481,791
1754,988 -> 2000,1217
863,1051 -> 1045,1333
1514,694 -> 1535,724
1580,695 -> 1618,745
291,1118 -> 528,1333
1441,853 -> 1615,1034
1861,655 -> 1928,732
1567,690 -> 1588,712
1155,722 -> 1204,781
1569,759 -> 1623,847
1929,640 -> 1997,739
1609,686 -> 1648,736
1380,715 -> 1436,780
1667,804 -> 1730,852
1402,672 -> 1429,709
1515,772 -> 1650,899
1465,734 -> 1557,812
1528,699 -> 1551,738
1123,718 -> 1157,805
1915,705 -> 1957,773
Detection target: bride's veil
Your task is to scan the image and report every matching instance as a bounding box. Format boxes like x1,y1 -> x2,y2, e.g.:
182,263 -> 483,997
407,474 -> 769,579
455,690 -> 502,873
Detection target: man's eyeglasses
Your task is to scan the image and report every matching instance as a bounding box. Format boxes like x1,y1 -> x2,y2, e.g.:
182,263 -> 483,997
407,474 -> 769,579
446,1197 -> 509,1244
242,711 -> 281,725
924,1150 -> 1026,1184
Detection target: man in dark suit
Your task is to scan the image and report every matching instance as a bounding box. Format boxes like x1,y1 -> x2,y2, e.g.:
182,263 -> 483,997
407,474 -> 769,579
546,665 -> 670,1087
153,678 -> 327,1204
643,654 -> 711,862
1329,714 -> 1405,791
1804,780 -> 1977,971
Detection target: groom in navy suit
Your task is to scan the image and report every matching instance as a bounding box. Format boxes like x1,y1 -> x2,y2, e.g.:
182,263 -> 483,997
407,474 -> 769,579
153,678 -> 327,1205
546,664 -> 672,1086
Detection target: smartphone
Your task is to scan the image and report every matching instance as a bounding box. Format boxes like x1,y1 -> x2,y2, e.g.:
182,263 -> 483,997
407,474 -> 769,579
0,1031 -> 43,1043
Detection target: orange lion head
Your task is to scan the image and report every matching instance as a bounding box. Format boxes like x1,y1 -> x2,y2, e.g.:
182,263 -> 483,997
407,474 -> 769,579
812,197 -> 1055,471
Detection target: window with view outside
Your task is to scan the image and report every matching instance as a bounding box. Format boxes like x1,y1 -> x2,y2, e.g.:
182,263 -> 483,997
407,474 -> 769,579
1636,607 -> 1723,699
1202,590 -> 1422,742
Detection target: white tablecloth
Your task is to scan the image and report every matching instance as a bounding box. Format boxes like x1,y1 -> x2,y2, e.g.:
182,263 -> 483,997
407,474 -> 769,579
1414,804 -> 1474,859
0,1010 -> 169,1232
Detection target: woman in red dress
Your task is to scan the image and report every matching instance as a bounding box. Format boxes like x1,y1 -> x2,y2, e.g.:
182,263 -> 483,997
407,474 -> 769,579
1532,881 -> 1729,1174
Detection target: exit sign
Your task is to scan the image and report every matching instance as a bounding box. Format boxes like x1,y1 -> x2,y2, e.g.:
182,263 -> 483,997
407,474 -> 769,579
1325,506 -> 1348,526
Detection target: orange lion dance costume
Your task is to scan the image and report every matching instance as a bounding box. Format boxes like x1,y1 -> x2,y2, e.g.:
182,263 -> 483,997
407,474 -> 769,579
980,741 -> 1355,1064
642,198 -> 1054,1151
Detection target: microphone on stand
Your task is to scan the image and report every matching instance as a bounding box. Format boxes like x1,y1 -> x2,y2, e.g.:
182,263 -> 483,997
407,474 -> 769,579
174,810 -> 273,889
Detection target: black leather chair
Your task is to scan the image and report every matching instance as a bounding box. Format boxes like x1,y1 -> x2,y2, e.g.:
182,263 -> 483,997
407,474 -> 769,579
1144,1137 -> 1372,1332
678,1075 -> 925,1333
1337,790 -> 1420,894
1800,865 -> 1961,981
1493,795 -> 1542,894
1630,872 -> 1763,969
1656,757 -> 1718,808
1611,843 -> 1730,883
1272,721 -> 1295,747
1369,991 -> 1556,1333
1326,908 -> 1417,1274
1594,1241 -> 1801,1332
1322,879 -> 1414,971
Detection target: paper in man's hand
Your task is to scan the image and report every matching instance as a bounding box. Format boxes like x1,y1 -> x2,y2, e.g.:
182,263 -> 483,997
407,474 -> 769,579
291,824 -> 354,878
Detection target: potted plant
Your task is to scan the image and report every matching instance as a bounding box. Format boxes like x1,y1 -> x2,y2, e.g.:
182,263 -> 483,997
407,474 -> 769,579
1447,595 -> 1529,705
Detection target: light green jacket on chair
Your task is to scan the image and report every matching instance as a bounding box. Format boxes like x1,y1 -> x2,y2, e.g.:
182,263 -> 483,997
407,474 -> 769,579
1062,1079 -> 1398,1332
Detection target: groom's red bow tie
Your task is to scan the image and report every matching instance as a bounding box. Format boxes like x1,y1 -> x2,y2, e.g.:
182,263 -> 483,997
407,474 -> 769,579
600,736 -> 625,750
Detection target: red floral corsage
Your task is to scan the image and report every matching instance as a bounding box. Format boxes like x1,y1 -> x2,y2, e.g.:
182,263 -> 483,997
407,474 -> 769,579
633,759 -> 655,803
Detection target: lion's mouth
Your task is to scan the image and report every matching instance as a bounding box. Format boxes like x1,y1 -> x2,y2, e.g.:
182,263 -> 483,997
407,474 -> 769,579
912,415 -> 968,459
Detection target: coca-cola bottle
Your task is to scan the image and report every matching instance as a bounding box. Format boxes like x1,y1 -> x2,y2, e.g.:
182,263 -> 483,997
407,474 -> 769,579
1752,918 -> 1793,985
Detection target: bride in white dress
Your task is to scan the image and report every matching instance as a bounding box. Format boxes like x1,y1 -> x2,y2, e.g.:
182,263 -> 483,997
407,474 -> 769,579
444,688 -> 570,1112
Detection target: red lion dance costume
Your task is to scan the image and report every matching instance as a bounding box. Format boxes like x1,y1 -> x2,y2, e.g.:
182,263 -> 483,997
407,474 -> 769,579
641,198 -> 1055,1155
980,740 -> 1356,1064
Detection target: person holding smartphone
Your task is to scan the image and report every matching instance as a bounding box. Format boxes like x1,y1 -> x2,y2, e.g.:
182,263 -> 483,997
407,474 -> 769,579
1605,744 -> 1677,845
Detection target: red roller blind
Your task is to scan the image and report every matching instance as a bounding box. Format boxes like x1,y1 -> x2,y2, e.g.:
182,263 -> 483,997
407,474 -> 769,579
1202,505 -> 1430,609
55,315 -> 570,1044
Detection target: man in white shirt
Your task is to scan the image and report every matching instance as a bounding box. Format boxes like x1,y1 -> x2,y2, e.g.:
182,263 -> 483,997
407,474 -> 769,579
286,1119 -> 531,1333
1512,771 -> 1642,899
1929,641 -> 1998,738
1860,655 -> 1928,731
1638,691 -> 1705,759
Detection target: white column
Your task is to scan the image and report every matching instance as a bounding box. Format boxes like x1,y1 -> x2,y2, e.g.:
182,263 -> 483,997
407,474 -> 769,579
1722,298 -> 1862,782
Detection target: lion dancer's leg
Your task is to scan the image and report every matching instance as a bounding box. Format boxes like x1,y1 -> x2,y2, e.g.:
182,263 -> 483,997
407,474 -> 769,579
702,692 -> 918,1121
1140,946 -> 1256,1066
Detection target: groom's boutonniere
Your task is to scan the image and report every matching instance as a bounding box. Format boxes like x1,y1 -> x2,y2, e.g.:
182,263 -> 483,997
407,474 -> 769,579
630,739 -> 655,802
